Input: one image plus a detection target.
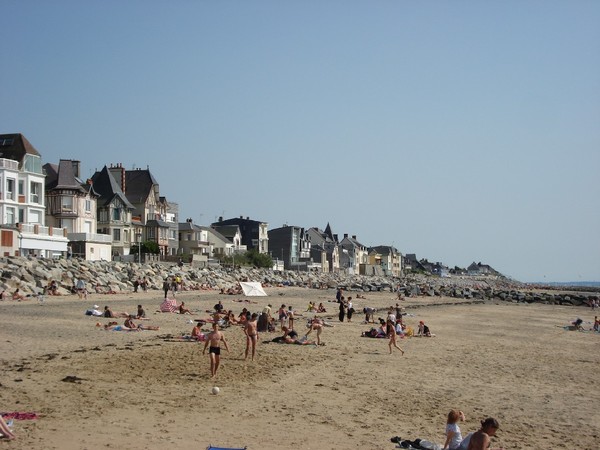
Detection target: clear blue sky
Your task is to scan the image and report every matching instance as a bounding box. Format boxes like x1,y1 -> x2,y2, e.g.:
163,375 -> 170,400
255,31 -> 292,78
2,1 -> 599,282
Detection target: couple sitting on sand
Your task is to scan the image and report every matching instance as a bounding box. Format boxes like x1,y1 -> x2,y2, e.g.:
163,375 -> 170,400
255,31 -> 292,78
102,316 -> 159,331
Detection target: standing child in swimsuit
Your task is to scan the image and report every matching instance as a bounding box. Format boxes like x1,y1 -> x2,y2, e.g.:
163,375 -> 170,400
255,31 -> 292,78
244,313 -> 259,361
387,319 -> 404,355
202,323 -> 229,378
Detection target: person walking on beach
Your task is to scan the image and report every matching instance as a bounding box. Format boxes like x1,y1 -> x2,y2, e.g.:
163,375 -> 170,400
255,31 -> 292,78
387,319 -> 404,355
466,417 -> 502,450
244,313 -> 259,361
76,278 -> 87,299
338,297 -> 346,322
202,323 -> 230,378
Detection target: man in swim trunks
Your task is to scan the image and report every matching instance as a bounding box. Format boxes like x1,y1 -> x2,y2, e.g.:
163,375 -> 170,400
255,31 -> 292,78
244,313 -> 259,361
202,323 -> 230,378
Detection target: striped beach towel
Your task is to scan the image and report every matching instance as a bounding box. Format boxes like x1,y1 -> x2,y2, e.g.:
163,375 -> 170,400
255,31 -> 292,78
160,298 -> 178,313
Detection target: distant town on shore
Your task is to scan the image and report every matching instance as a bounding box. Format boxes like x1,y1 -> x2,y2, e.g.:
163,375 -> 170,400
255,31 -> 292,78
0,133 -> 509,279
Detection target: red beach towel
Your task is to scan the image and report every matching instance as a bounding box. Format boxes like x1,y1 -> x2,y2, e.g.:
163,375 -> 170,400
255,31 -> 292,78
1,412 -> 39,420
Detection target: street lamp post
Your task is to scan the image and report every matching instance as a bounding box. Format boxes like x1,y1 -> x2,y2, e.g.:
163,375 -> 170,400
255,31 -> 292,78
136,232 -> 142,265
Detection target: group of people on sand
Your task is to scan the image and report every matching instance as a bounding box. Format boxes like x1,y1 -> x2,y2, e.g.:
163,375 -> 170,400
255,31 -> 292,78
442,410 -> 503,450
194,299 -> 331,378
0,288 -> 29,301
393,411 -> 503,450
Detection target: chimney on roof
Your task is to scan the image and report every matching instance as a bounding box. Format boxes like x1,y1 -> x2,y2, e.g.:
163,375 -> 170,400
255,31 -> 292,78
352,235 -> 356,240
71,160 -> 81,178
344,233 -> 348,239
246,216 -> 249,220
333,234 -> 338,242
218,216 -> 223,222
240,215 -> 243,219
109,164 -> 126,193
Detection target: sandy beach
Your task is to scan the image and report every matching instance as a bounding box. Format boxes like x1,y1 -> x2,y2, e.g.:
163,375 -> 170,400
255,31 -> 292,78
1,286 -> 598,450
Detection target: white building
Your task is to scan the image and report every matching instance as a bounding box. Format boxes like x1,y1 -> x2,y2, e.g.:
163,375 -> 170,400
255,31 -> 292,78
0,134 -> 68,258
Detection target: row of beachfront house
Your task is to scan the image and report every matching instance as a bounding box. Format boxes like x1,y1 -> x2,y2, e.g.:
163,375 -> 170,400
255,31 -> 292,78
0,133 -> 405,276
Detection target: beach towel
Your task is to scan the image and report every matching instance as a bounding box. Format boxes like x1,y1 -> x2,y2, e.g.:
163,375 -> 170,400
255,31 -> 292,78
206,446 -> 247,450
1,412 -> 39,420
160,298 -> 178,313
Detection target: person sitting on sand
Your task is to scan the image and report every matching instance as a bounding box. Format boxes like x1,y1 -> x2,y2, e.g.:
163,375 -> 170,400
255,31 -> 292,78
47,280 -> 59,296
221,310 -> 237,325
191,322 -> 205,341
179,301 -> 192,315
417,320 -> 435,337
0,415 -> 16,440
466,417 -> 502,450
594,316 -> 599,332
12,289 -> 26,301
136,305 -> 146,319
124,315 -> 159,331
104,306 -> 129,318
571,318 -> 584,331
317,302 -> 326,313
443,410 -> 465,450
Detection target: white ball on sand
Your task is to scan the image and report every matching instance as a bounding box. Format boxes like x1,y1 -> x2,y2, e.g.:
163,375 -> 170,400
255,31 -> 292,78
212,386 -> 220,395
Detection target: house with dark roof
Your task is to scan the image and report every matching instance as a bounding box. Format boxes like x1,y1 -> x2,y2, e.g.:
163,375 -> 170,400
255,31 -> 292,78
211,216 -> 268,254
206,225 -> 244,259
0,133 -> 68,258
163,198 -> 179,257
210,223 -> 244,253
307,224 -> 340,273
90,165 -> 136,257
403,254 -> 426,272
44,159 -> 112,260
104,164 -> 173,257
268,224 -> 311,271
467,262 -> 500,276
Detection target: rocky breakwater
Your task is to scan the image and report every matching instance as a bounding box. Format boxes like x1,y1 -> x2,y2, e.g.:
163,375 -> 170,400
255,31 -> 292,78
394,274 -> 599,307
0,256 -> 402,296
0,257 -> 597,309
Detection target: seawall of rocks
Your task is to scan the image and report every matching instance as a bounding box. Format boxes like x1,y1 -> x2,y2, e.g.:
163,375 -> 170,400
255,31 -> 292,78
1,256 -> 598,308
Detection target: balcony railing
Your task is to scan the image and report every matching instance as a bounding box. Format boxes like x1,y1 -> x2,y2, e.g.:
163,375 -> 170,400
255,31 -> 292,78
0,158 -> 19,170
68,232 -> 113,243
18,223 -> 68,237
